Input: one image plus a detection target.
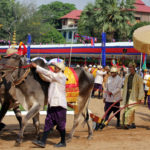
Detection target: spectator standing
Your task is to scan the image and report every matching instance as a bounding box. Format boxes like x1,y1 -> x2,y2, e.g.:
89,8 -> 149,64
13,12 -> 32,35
91,65 -> 106,99
103,67 -> 122,128
121,62 -> 144,129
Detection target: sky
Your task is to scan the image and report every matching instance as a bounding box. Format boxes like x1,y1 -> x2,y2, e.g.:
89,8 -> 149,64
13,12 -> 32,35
16,0 -> 150,10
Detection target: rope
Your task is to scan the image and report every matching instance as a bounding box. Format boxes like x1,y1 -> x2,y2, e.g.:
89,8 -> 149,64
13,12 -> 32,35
0,64 -> 31,70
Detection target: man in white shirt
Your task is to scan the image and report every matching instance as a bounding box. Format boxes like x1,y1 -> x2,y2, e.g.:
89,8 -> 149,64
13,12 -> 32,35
32,61 -> 67,148
103,67 -> 122,128
91,65 -> 106,99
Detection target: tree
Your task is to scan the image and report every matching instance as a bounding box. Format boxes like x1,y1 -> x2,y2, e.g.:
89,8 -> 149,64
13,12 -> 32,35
78,3 -> 95,37
129,21 -> 150,40
39,24 -> 65,44
0,0 -> 17,41
17,15 -> 65,44
78,0 -> 136,41
0,1 -> 73,44
0,0 -> 38,43
37,1 -> 76,28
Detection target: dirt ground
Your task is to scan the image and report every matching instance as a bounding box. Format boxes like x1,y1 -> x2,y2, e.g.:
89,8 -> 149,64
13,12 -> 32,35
0,98 -> 150,150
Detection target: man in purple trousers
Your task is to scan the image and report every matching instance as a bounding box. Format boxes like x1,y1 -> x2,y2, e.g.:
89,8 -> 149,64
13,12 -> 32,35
31,61 -> 67,148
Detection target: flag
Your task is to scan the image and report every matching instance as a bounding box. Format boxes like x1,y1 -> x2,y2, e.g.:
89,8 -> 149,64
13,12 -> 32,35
142,53 -> 147,70
111,59 -> 116,66
74,33 -> 80,38
91,38 -> 94,46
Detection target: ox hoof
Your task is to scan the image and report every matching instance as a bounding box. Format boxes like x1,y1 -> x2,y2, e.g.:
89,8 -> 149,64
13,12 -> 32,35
66,136 -> 72,143
14,141 -> 21,147
0,122 -> 6,131
87,135 -> 93,140
15,138 -> 23,145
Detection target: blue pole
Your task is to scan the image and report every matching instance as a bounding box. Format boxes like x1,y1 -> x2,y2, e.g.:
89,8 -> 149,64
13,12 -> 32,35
101,32 -> 106,67
27,34 -> 31,64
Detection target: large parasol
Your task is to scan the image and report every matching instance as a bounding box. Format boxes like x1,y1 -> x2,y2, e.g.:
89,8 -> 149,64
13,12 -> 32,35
133,25 -> 150,54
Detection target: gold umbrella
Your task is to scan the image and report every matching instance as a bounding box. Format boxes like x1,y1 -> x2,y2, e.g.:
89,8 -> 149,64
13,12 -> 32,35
133,25 -> 150,54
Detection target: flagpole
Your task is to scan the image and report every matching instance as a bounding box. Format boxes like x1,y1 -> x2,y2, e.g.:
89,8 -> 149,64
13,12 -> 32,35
69,31 -> 74,67
27,34 -> 31,64
101,32 -> 106,67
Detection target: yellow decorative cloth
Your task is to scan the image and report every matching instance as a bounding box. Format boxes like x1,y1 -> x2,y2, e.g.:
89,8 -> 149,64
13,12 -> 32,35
64,67 -> 79,103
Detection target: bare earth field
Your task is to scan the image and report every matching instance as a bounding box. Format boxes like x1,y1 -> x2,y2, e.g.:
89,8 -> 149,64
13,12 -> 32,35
0,98 -> 150,150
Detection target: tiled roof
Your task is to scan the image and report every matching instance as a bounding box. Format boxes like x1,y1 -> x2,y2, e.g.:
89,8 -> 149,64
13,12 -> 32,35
134,0 -> 150,13
60,10 -> 82,20
135,0 -> 145,5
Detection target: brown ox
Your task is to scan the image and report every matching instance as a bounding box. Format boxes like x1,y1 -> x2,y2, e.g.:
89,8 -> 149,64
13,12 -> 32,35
0,54 -> 94,144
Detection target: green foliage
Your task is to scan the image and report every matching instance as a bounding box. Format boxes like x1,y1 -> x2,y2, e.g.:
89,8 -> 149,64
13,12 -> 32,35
78,3 -> 95,37
129,21 -> 150,40
0,1 -> 73,44
37,1 -> 76,28
39,24 -> 66,44
0,0 -> 16,40
78,0 -> 136,42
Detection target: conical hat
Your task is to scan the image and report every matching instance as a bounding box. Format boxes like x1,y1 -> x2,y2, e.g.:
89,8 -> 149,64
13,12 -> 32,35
110,67 -> 118,72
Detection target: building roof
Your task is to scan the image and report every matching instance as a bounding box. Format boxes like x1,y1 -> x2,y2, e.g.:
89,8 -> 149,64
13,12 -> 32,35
60,10 -> 82,20
134,0 -> 150,13
60,1 -> 150,20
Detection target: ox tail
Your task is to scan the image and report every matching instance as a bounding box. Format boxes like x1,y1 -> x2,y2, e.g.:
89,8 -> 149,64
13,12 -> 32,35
85,108 -> 90,122
79,69 -> 94,97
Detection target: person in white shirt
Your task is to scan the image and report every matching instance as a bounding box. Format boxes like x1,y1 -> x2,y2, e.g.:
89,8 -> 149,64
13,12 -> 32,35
143,70 -> 150,105
91,65 -> 106,99
32,61 -> 67,148
103,67 -> 122,128
88,64 -> 92,72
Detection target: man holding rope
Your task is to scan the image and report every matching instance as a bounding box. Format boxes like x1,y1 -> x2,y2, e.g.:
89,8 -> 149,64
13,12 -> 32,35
32,61 -> 67,148
103,67 -> 122,128
121,62 -> 144,129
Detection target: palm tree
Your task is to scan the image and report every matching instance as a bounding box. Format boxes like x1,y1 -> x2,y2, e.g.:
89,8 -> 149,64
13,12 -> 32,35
78,3 -> 95,37
78,0 -> 136,41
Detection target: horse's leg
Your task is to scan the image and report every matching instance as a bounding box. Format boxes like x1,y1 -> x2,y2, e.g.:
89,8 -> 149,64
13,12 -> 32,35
16,102 -> 41,144
32,112 -> 40,140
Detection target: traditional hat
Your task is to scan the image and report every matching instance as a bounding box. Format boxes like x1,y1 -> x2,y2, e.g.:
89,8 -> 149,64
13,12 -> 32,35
144,69 -> 148,72
76,64 -> 80,68
105,66 -> 110,70
110,67 -> 118,73
89,64 -> 92,67
84,66 -> 88,71
97,65 -> 102,69
55,61 -> 65,71
128,62 -> 136,68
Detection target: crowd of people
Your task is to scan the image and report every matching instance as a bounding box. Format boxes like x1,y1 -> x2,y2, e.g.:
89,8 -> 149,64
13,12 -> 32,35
83,62 -> 150,130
